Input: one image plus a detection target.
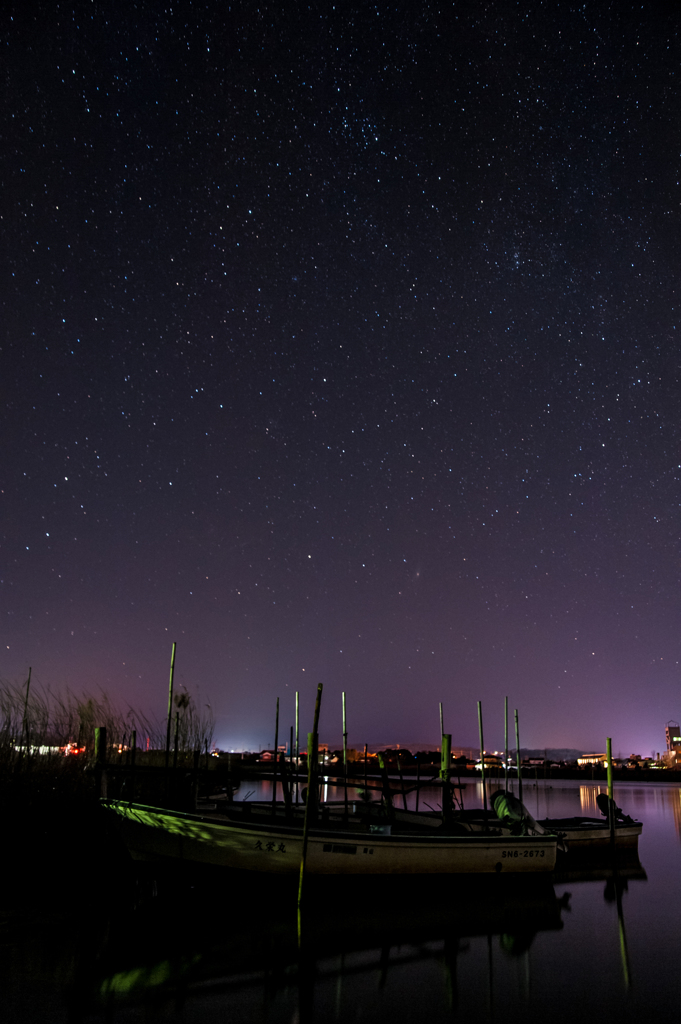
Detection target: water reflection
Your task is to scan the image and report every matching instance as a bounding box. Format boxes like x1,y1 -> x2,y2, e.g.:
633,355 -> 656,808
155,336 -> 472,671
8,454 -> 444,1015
603,872 -> 632,989
580,784 -> 608,815
670,787 -> 681,842
10,780 -> 675,1023
87,872 -> 571,1021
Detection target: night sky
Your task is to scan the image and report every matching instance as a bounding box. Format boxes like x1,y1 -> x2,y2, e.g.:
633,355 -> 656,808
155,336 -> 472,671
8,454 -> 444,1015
3,2 -> 680,756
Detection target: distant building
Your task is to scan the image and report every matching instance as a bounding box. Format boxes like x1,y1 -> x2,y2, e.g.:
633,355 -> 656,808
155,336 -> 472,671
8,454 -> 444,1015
665,722 -> 681,753
577,753 -> 607,766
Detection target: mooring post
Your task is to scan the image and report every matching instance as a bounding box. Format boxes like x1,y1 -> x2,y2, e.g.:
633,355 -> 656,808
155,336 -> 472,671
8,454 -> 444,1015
129,729 -> 137,805
440,733 -> 452,823
306,732 -> 316,809
342,691 -> 348,820
440,733 -> 451,780
193,748 -> 200,809
295,690 -> 300,805
607,737 -> 615,844
173,711 -> 180,771
165,642 -> 177,771
396,756 -> 408,811
95,726 -> 107,799
21,667 -> 32,756
477,702 -> 488,822
298,683 -> 323,913
504,696 -> 509,794
515,709 -> 523,806
280,752 -> 293,815
377,754 -> 396,824
272,697 -> 280,818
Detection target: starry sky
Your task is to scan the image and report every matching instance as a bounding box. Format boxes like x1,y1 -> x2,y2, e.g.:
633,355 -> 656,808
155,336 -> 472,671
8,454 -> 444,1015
2,1 -> 680,756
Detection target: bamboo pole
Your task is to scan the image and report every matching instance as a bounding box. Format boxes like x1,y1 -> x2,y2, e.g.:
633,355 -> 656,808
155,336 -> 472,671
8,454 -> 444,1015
397,756 -> 408,811
439,702 -> 444,740
477,702 -> 488,820
21,667 -> 31,755
173,710 -> 179,771
440,733 -> 451,780
504,696 -> 509,794
129,729 -> 136,806
94,725 -> 106,764
165,642 -> 177,770
295,690 -> 300,805
280,751 -> 292,815
607,737 -> 615,843
272,697 -> 280,817
440,733 -> 452,824
298,683 -> 323,910
95,726 -> 107,799
515,708 -> 523,806
377,754 -> 395,823
342,691 -> 348,820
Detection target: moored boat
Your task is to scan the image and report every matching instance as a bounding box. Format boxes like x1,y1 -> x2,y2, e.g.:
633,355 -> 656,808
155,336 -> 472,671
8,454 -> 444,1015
419,789 -> 644,854
536,815 -> 642,850
104,799 -> 558,875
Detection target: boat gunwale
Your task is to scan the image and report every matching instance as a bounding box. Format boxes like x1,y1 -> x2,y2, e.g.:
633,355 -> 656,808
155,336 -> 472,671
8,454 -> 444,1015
104,799 -> 558,848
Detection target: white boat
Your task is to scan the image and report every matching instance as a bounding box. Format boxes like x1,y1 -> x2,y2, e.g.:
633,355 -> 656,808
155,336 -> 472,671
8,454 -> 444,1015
104,800 -> 558,875
536,816 -> 643,850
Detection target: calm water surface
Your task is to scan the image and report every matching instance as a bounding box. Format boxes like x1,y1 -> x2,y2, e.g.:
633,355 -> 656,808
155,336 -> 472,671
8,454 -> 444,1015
5,781 -> 681,1022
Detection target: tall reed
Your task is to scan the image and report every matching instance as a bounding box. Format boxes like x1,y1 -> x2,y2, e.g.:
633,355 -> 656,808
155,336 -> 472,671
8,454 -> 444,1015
0,678 -> 214,765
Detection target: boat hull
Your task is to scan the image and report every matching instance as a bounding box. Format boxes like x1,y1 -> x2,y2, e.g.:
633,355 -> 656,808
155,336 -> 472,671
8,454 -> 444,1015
105,801 -> 557,875
538,817 -> 643,851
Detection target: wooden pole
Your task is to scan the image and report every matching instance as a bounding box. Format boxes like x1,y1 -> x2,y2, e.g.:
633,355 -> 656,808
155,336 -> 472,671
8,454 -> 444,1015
504,696 -> 509,794
416,758 -> 421,812
440,733 -> 451,780
94,725 -> 106,763
295,690 -> 300,805
192,748 -> 200,808
298,683 -> 323,910
272,697 -> 280,817
21,667 -> 32,754
173,711 -> 179,770
607,737 -> 615,843
342,691 -> 348,819
95,726 -> 107,799
377,754 -> 395,823
515,708 -> 523,806
441,733 -> 452,823
439,702 -> 444,740
477,702 -> 488,820
165,642 -> 177,770
397,756 -> 408,811
129,729 -> 136,806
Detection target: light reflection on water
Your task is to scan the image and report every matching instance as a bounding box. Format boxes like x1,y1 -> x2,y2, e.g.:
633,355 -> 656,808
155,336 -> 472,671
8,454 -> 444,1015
242,775 -> 620,820
8,781 -> 681,1023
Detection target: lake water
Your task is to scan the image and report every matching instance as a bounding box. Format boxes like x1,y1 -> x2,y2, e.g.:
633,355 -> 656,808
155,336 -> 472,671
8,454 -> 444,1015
5,780 -> 681,1022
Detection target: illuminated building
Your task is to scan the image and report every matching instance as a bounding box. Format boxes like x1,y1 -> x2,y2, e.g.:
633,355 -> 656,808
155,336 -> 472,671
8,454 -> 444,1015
577,753 -> 607,766
665,722 -> 681,753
